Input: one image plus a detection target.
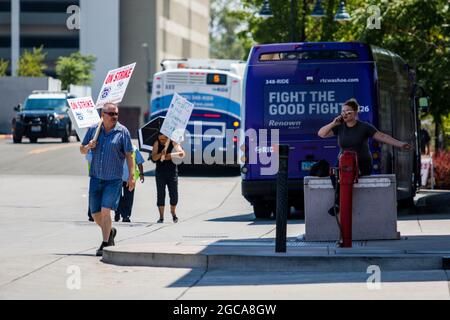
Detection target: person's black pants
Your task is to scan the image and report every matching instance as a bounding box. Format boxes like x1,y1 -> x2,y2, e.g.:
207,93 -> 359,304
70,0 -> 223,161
116,182 -> 135,218
331,160 -> 372,207
156,172 -> 178,207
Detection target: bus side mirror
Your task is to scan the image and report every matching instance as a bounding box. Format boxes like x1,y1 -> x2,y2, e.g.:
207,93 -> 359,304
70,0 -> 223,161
419,97 -> 430,113
14,104 -> 22,112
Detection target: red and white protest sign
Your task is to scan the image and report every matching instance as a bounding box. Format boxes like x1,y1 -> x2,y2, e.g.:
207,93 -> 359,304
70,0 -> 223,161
67,96 -> 101,142
67,97 -> 101,129
96,62 -> 136,107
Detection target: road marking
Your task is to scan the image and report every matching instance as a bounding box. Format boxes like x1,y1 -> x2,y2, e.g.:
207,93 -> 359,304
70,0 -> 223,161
28,143 -> 77,155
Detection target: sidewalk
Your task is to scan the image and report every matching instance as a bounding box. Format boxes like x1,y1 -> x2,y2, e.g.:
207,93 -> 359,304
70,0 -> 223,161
103,201 -> 450,272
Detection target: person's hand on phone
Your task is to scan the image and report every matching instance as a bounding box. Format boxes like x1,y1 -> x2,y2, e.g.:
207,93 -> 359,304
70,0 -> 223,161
333,115 -> 343,126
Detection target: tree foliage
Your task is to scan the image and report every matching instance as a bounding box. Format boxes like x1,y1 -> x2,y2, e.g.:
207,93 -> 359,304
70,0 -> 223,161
224,0 -> 450,142
210,0 -> 249,60
55,52 -> 96,90
17,46 -> 47,77
0,59 -> 8,77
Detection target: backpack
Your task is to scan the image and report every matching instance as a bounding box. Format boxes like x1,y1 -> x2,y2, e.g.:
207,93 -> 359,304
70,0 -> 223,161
309,160 -> 330,177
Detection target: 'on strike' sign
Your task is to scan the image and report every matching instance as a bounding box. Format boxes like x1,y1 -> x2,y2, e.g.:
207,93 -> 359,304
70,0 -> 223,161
96,62 -> 136,107
67,97 -> 101,129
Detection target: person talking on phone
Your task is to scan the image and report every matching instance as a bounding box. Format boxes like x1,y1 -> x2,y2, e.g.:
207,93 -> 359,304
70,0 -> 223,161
318,98 -> 411,216
318,98 -> 411,176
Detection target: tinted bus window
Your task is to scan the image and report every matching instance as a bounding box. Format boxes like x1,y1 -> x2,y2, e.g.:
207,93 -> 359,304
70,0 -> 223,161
259,50 -> 359,62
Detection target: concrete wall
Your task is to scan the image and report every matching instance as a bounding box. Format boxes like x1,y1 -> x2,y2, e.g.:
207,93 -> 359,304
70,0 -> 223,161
80,0 -> 120,101
0,77 -> 58,133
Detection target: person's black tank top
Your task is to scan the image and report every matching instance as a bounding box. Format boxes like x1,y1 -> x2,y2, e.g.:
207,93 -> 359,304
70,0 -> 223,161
155,141 -> 177,174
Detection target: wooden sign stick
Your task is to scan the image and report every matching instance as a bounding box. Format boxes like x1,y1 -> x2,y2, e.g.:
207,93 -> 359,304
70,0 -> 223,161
93,118 -> 104,142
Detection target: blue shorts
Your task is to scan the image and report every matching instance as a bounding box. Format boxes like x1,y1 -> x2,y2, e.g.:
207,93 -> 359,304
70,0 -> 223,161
89,178 -> 122,214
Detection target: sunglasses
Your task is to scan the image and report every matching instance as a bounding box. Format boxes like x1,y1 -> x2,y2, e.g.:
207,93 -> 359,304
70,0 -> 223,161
104,112 -> 119,117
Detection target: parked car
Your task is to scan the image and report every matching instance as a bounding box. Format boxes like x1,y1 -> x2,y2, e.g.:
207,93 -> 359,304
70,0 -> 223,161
12,91 -> 76,143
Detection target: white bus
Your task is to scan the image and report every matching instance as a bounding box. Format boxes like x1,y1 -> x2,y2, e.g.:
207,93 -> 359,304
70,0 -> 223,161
147,59 -> 245,165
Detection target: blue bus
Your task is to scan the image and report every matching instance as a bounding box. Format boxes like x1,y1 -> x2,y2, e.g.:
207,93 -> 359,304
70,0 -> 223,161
241,42 -> 427,218
148,59 -> 245,165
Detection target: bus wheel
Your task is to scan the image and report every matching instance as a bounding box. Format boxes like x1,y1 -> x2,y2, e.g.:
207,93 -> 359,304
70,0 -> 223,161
253,203 -> 272,219
13,134 -> 22,143
398,197 -> 415,209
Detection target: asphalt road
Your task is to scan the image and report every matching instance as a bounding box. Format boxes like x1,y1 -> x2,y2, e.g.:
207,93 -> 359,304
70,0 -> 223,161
1,137 -> 450,300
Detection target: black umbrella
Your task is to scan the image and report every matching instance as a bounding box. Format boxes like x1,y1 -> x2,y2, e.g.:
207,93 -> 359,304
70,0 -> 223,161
138,116 -> 165,153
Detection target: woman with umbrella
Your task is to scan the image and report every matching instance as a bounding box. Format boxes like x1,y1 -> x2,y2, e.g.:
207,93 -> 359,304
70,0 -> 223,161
151,134 -> 185,223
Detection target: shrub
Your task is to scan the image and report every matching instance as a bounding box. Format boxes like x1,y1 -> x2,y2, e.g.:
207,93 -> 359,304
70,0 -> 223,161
55,52 -> 96,90
17,46 -> 47,77
433,151 -> 450,189
0,59 -> 8,76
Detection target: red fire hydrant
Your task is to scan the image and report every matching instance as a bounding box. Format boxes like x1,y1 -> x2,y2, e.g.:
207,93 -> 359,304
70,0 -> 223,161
339,151 -> 359,248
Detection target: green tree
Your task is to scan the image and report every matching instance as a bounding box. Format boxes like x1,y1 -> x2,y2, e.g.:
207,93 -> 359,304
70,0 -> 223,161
55,52 -> 96,90
17,46 -> 47,77
0,59 -> 8,76
230,0 -> 450,148
210,0 -> 248,60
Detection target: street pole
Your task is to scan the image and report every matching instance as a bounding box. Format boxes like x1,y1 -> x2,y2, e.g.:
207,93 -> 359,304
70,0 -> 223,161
290,0 -> 298,42
142,43 -> 151,102
300,0 -> 307,42
11,0 -> 20,76
275,145 -> 289,253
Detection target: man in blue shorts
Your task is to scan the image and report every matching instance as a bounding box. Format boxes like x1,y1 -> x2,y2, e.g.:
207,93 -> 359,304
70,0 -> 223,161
80,103 -> 135,256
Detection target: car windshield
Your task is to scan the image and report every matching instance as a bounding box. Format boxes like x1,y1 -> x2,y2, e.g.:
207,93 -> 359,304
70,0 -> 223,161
24,98 -> 67,111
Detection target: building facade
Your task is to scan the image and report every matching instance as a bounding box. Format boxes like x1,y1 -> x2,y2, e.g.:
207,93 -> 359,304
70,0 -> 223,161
2,0 -> 210,132
0,0 -> 80,76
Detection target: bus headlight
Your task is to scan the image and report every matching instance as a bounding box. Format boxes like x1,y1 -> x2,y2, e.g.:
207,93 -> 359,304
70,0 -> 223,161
373,164 -> 380,170
233,121 -> 240,128
241,167 -> 248,174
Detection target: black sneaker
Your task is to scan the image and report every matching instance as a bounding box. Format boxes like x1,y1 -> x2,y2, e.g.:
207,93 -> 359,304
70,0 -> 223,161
172,215 -> 178,223
157,218 -> 164,224
88,216 -> 94,222
114,213 -> 120,222
122,217 -> 131,223
107,227 -> 117,246
96,242 -> 108,257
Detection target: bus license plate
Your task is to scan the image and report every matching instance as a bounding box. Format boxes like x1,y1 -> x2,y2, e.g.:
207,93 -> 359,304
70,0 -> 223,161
31,126 -> 41,133
301,161 -> 316,171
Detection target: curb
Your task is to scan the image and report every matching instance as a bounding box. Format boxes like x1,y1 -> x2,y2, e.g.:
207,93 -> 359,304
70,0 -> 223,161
102,249 -> 445,272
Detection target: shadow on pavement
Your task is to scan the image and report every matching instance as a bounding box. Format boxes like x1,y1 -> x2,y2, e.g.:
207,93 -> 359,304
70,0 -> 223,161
144,164 -> 240,178
398,190 -> 450,219
166,234 -> 450,287
178,164 -> 240,177
208,213 -> 305,225
169,267 -> 448,287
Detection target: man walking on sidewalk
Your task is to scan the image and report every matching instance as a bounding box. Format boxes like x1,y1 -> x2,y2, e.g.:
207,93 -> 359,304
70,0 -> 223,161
80,103 -> 135,256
